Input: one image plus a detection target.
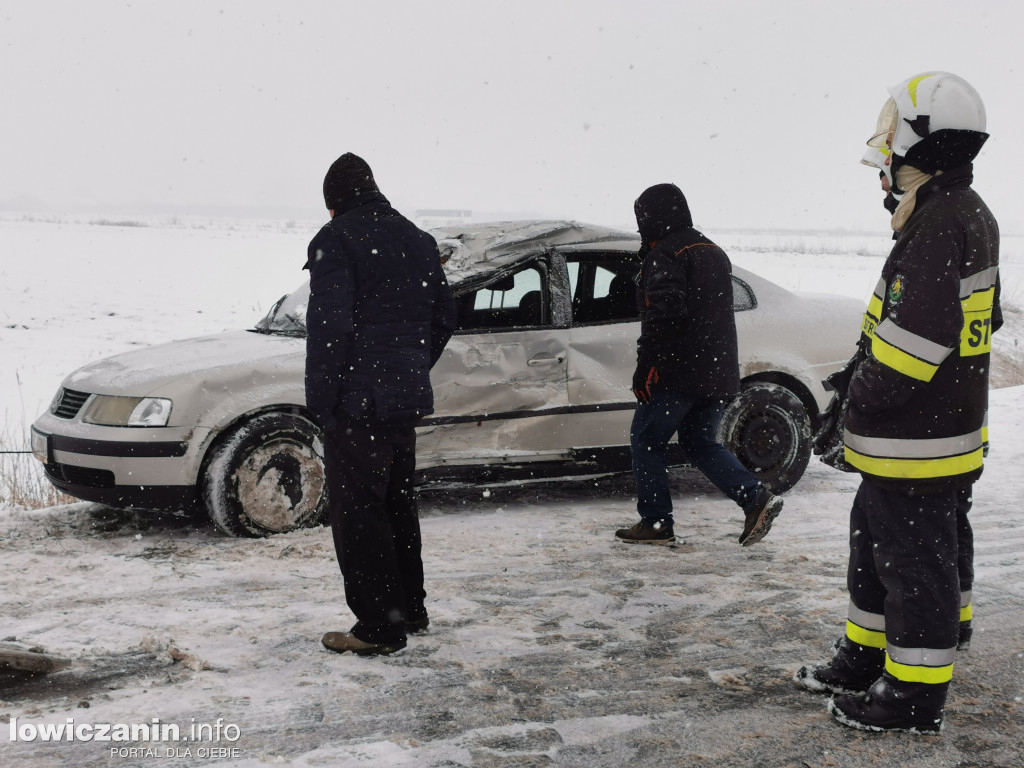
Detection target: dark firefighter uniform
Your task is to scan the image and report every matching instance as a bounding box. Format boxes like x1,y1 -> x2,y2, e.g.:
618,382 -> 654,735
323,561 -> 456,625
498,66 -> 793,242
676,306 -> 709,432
841,164 -> 1000,699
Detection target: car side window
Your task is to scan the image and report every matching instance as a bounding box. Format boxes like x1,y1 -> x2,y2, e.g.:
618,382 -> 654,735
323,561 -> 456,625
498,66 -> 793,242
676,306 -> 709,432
593,265 -> 617,300
567,258 -> 639,325
456,264 -> 548,331
732,275 -> 757,312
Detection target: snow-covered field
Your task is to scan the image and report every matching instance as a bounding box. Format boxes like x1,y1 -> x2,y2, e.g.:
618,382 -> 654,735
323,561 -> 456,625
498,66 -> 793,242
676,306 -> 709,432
1,216 -> 1023,767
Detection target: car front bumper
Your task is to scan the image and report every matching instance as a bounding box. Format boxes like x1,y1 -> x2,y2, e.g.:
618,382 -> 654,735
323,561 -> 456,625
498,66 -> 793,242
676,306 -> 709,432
31,414 -> 211,510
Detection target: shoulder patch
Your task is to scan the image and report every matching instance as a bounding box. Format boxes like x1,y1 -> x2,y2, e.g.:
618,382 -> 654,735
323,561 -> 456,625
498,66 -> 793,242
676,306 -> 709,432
888,275 -> 906,304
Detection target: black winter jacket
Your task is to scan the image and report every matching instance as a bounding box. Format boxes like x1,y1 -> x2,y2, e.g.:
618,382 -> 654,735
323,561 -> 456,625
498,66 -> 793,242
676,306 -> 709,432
844,165 -> 1000,492
304,193 -> 456,429
635,227 -> 741,398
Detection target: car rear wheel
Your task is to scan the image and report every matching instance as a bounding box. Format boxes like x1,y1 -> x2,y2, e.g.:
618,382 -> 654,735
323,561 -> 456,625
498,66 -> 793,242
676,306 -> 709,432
718,381 -> 811,494
201,412 -> 328,537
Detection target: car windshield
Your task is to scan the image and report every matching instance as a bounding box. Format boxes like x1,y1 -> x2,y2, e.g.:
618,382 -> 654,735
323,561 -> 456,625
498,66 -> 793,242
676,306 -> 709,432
253,282 -> 309,336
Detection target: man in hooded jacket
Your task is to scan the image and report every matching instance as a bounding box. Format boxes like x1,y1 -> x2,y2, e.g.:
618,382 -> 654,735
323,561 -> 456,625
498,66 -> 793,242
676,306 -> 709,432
304,153 -> 456,656
616,183 -> 783,547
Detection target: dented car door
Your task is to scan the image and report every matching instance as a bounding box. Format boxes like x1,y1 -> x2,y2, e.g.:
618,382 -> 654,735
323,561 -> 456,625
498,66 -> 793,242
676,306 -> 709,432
417,255 -> 572,469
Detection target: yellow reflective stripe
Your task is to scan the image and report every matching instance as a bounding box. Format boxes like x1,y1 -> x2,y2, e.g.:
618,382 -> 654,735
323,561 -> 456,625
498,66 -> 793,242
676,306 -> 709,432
961,311 -> 994,356
962,287 -> 995,312
862,312 -> 878,339
871,335 -> 939,381
885,655 -> 954,684
906,74 -> 936,108
845,446 -> 984,479
961,590 -> 972,626
875,319 -> 952,365
847,620 -> 886,649
863,288 -> 883,339
961,285 -> 995,356
867,293 -> 884,320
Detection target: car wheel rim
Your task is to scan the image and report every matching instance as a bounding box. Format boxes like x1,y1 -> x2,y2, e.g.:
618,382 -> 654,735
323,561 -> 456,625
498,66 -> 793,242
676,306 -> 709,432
736,406 -> 795,470
234,438 -> 325,532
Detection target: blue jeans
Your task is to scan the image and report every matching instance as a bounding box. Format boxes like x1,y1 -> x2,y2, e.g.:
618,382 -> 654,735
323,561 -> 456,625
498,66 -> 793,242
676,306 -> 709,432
631,393 -> 762,525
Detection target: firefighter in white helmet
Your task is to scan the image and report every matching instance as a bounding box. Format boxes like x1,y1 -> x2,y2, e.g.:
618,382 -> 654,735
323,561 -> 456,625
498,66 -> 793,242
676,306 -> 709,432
860,104 -> 979,656
797,72 -> 1001,733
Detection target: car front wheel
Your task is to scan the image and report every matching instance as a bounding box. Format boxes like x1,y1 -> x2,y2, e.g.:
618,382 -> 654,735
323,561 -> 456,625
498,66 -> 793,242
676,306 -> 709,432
201,411 -> 328,537
718,381 -> 811,494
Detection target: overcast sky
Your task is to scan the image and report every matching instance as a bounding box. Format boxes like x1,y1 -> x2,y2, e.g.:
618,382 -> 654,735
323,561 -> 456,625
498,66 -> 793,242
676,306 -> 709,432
2,1 -> 1021,232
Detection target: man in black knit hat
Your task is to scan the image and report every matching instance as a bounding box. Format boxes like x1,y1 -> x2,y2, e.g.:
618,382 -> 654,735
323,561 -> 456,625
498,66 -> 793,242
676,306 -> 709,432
305,153 -> 456,656
617,183 -> 783,547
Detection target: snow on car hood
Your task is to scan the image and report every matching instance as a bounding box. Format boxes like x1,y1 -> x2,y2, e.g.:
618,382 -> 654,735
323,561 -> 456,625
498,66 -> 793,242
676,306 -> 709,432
63,329 -> 302,397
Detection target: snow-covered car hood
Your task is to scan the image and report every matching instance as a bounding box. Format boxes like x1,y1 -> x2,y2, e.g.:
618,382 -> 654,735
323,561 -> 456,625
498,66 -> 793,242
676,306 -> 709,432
63,329 -> 302,398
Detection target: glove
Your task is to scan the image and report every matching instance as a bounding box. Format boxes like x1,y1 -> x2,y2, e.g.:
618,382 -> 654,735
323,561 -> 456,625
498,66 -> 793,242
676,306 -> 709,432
809,350 -> 863,472
632,365 -> 659,404
812,394 -> 841,456
812,393 -> 856,472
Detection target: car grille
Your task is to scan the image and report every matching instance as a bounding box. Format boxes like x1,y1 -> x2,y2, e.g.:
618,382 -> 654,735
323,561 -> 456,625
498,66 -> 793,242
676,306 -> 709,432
52,389 -> 91,419
44,462 -> 115,488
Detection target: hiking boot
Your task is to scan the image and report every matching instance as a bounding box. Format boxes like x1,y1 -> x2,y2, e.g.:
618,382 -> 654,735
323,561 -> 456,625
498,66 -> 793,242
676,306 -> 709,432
957,620 -> 972,652
795,637 -> 884,696
739,487 -> 783,546
828,674 -> 946,734
615,520 -> 675,545
406,614 -> 430,635
321,631 -> 406,657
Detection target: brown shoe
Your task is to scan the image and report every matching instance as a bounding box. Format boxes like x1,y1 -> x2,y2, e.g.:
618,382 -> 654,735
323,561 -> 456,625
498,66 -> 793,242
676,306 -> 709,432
615,520 -> 675,545
739,490 -> 783,546
321,632 -> 406,656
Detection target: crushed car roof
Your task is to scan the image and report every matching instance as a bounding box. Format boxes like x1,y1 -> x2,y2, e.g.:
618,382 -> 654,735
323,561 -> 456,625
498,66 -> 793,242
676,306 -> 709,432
432,220 -> 640,283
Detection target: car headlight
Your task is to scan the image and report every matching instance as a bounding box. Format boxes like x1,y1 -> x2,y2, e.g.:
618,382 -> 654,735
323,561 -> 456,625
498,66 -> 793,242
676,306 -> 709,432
81,396 -> 173,427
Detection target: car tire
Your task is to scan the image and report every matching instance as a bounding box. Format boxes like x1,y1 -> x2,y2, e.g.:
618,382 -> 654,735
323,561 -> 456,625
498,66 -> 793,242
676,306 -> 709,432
201,411 -> 328,537
718,381 -> 811,494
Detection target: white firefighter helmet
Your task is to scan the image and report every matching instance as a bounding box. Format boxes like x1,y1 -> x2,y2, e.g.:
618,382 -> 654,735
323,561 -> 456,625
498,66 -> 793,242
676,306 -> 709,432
885,71 -> 988,177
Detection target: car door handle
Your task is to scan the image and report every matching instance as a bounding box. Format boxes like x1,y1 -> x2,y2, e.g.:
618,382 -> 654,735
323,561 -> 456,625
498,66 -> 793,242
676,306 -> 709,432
527,354 -> 565,366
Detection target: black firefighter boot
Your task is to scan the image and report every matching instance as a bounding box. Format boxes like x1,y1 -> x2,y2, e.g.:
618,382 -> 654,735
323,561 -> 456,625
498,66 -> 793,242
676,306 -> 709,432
795,636 -> 885,696
828,672 -> 947,734
957,619 -> 972,651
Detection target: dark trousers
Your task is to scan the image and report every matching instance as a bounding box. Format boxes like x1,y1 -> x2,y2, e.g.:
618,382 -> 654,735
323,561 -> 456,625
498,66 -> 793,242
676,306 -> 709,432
630,393 -> 762,526
956,486 -> 974,594
847,479 -> 960,654
322,415 -> 425,644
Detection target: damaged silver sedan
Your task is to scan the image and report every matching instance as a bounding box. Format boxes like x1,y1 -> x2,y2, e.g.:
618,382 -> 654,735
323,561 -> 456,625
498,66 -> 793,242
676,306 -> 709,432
31,221 -> 863,537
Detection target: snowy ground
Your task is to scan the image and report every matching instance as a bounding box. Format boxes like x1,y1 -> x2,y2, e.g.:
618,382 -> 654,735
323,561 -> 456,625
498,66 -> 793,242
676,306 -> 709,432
1,217 -> 1023,767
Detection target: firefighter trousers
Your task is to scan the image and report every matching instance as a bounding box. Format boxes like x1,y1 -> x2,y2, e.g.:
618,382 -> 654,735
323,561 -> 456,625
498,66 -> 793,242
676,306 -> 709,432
846,479 -> 960,685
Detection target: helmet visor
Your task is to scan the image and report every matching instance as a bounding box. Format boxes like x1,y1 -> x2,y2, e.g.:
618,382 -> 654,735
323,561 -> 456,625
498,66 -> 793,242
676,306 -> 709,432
867,97 -> 898,148
860,144 -> 890,169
